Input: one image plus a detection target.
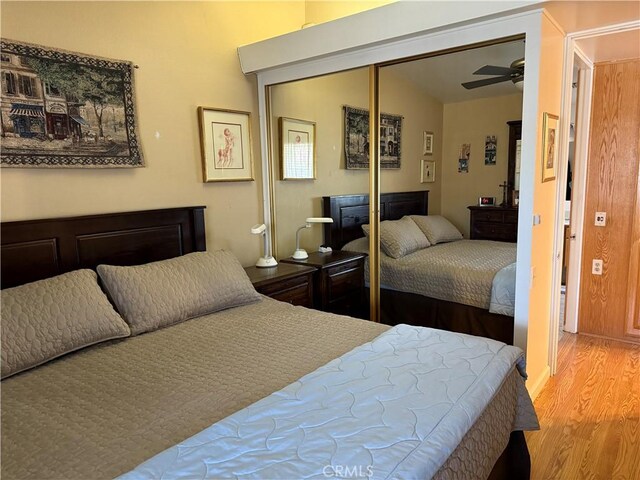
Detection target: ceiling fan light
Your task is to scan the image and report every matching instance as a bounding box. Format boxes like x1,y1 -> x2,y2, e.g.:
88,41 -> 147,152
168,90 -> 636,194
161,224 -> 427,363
513,77 -> 524,91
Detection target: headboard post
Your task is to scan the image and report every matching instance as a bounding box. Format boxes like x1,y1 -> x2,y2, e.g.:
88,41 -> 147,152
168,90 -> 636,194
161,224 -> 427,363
322,191 -> 429,250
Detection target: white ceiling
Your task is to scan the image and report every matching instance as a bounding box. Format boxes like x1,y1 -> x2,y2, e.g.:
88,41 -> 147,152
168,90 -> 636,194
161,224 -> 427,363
575,29 -> 640,63
385,40 -> 526,104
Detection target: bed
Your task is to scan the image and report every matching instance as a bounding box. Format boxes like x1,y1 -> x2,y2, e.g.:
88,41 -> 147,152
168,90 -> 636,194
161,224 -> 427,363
1,206 -> 537,479
323,192 -> 517,344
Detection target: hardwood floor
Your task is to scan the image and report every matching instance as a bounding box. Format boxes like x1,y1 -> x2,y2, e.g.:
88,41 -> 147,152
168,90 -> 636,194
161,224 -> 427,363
526,333 -> 640,479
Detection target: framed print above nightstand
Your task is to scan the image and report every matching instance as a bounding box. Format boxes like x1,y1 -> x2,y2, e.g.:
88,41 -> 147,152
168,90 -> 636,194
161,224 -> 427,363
198,107 -> 254,182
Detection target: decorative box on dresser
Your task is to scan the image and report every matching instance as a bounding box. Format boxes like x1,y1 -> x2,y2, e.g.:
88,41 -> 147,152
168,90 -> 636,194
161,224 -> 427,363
244,263 -> 315,307
281,251 -> 367,319
468,206 -> 518,242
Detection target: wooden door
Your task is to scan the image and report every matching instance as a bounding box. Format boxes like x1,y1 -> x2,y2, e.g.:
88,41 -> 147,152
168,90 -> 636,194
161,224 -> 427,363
578,59 -> 640,342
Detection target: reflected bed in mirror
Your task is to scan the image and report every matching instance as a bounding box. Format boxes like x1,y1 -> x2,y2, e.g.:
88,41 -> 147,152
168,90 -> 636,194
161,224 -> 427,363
323,191 -> 516,345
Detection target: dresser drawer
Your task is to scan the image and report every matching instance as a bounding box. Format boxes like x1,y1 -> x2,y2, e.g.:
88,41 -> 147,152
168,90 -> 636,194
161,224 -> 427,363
472,222 -> 517,242
503,210 -> 518,224
472,210 -> 504,223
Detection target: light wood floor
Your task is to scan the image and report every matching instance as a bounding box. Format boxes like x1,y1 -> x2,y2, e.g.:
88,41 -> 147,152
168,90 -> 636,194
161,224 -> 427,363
526,333 -> 640,479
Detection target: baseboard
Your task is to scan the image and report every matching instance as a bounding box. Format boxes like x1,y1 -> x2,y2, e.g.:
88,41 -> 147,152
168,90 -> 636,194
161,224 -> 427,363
526,365 -> 551,401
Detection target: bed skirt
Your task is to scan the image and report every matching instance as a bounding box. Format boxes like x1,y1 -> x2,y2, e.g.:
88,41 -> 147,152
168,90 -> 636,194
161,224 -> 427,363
369,287 -> 515,345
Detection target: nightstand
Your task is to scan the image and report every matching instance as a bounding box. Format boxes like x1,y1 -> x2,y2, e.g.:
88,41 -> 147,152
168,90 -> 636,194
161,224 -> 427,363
281,251 -> 367,318
244,263 -> 315,307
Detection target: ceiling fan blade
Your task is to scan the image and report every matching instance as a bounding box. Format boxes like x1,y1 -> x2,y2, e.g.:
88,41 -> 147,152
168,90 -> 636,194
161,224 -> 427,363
461,75 -> 513,90
473,65 -> 519,76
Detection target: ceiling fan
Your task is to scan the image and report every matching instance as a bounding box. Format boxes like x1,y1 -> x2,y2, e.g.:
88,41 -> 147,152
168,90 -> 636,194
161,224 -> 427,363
461,58 -> 525,90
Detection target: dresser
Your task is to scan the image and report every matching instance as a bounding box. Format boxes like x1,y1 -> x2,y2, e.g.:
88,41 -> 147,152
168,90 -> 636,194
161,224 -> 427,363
244,263 -> 315,307
281,251 -> 367,319
468,206 -> 518,242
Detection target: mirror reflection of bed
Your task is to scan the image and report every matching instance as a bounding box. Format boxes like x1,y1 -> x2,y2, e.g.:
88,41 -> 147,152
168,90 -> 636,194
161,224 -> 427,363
323,191 -> 517,344
269,39 -> 523,345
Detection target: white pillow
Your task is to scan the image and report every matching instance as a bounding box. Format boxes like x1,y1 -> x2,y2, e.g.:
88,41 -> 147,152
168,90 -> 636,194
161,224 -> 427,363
362,217 -> 430,258
410,215 -> 463,245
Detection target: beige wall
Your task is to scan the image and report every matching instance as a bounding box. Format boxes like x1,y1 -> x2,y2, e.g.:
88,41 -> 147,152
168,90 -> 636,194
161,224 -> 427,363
441,94 -> 523,237
270,68 -> 443,257
305,1 -> 395,26
0,1 -> 304,266
525,15 -> 565,398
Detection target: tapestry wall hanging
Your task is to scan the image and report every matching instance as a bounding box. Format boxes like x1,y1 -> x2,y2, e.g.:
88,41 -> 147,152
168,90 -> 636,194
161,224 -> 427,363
343,105 -> 402,169
0,39 -> 144,168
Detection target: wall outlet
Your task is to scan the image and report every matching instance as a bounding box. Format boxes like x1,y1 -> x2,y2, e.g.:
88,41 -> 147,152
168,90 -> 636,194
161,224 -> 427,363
595,212 -> 607,227
592,259 -> 603,275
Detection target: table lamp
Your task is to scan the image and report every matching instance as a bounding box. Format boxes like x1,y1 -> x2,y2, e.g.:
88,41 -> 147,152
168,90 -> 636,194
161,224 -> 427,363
250,224 -> 278,268
292,217 -> 333,260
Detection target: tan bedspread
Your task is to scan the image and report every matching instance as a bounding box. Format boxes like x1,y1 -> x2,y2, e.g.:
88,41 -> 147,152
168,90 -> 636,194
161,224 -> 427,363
344,237 -> 516,310
1,297 -> 388,480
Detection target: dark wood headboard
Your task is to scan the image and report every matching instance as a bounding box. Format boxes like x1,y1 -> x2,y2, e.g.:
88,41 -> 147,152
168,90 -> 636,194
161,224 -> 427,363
322,191 -> 429,250
1,206 -> 206,289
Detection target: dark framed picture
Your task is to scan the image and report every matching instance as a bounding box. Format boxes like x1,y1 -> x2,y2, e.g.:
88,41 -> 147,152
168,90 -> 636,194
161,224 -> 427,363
0,38 -> 144,168
343,105 -> 402,169
478,196 -> 496,207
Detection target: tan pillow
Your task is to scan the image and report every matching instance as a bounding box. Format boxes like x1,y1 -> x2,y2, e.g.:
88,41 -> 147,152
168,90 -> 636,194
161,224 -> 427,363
97,251 -> 262,335
362,217 -> 430,258
1,269 -> 130,379
410,215 -> 463,245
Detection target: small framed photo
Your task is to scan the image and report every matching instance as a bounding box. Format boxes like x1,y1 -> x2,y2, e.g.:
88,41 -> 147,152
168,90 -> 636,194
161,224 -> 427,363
279,117 -> 316,180
542,112 -> 559,183
423,131 -> 434,155
421,159 -> 435,183
198,107 -> 254,182
478,196 -> 496,207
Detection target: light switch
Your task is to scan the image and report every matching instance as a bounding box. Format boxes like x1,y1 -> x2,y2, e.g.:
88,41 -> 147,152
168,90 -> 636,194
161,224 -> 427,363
595,212 -> 606,226
533,214 -> 541,225
592,259 -> 603,275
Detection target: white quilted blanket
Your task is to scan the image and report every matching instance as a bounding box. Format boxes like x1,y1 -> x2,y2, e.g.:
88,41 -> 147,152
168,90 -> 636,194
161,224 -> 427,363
120,325 -> 537,480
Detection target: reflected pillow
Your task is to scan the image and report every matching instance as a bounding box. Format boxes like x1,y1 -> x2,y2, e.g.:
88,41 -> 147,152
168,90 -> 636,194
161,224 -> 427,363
362,217 -> 430,258
1,269 -> 130,379
98,251 -> 262,335
410,215 -> 463,245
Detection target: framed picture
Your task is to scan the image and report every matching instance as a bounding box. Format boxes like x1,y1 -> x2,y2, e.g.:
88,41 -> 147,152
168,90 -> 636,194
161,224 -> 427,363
484,135 -> 497,165
421,159 -> 435,183
458,143 -> 470,173
279,117 -> 316,180
198,107 -> 253,182
0,38 -> 143,168
478,196 -> 496,207
542,112 -> 559,183
343,105 -> 402,169
423,131 -> 434,155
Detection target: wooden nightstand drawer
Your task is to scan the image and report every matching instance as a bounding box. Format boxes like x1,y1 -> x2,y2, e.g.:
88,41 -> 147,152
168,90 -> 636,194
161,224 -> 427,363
268,283 -> 313,307
472,222 -> 516,242
280,251 -> 367,319
325,263 -> 363,301
244,264 -> 315,308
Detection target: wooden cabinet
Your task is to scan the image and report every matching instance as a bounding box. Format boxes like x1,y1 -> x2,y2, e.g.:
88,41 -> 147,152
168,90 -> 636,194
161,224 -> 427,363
468,206 -> 518,242
281,251 -> 367,318
244,263 -> 315,307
